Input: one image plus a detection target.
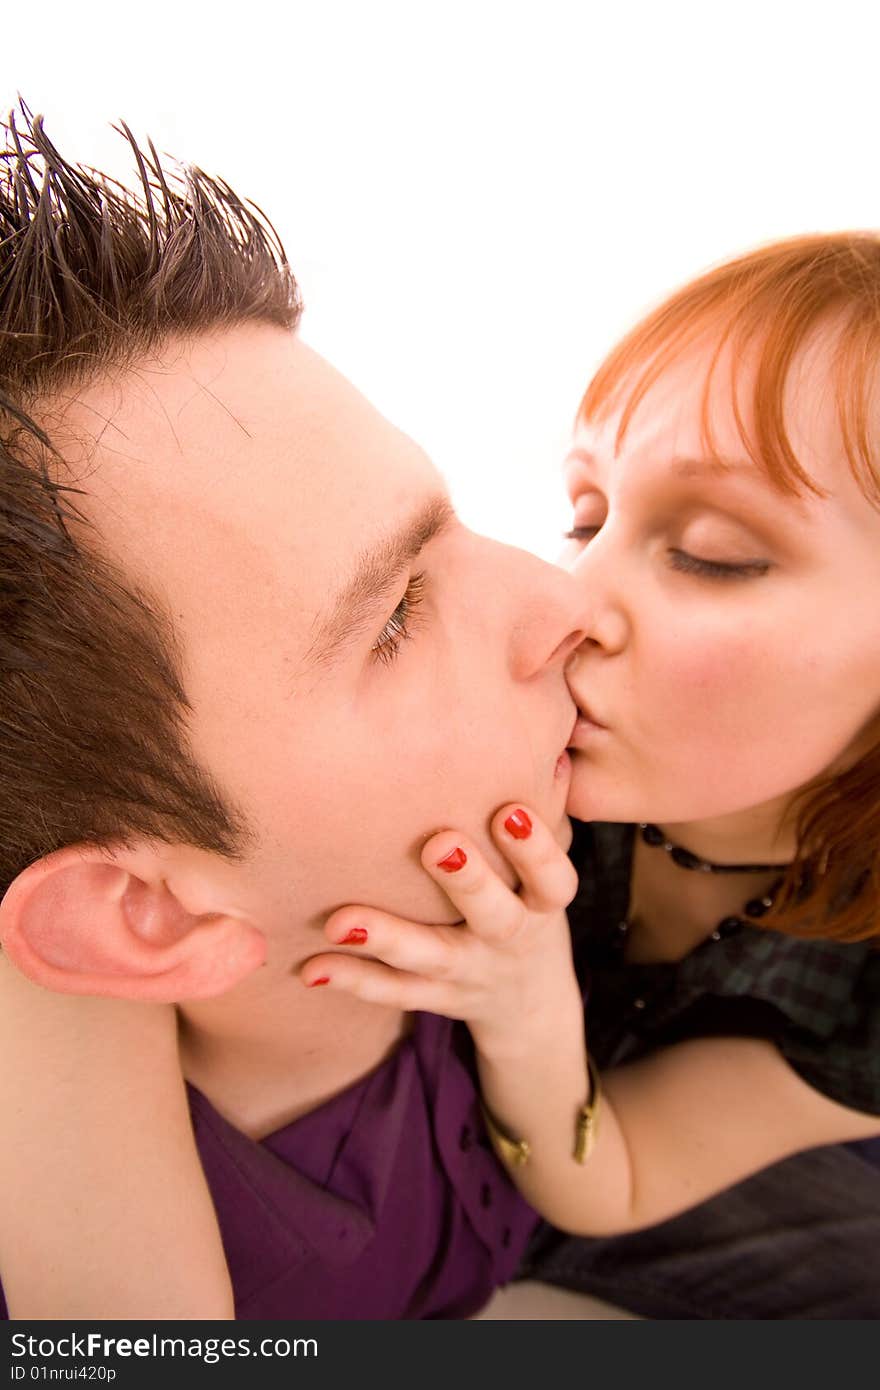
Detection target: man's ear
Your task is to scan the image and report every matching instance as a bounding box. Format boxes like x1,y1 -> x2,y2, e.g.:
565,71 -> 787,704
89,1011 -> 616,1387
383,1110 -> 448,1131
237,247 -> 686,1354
0,844 -> 266,1001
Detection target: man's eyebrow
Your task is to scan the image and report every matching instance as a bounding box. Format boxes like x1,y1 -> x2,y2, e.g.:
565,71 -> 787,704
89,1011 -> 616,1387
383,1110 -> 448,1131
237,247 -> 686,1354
302,494 -> 456,672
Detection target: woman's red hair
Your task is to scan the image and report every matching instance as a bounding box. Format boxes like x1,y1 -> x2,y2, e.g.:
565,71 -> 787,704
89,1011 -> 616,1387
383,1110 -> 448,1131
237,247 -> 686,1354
578,232 -> 880,943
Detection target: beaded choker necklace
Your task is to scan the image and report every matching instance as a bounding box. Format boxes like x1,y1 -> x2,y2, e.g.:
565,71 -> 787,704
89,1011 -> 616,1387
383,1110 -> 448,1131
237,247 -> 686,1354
623,823 -> 790,945
638,823 -> 792,875
618,881 -> 781,944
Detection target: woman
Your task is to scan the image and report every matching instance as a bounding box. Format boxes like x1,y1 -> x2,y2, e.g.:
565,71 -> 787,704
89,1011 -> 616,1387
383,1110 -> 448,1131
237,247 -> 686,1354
301,231 -> 880,1316
5,231 -> 880,1318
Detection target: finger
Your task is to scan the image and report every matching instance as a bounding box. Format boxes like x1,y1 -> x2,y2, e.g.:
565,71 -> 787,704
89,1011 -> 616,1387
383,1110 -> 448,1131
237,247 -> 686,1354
490,804 -> 579,914
322,905 -> 469,984
298,952 -> 460,1016
419,832 -> 527,945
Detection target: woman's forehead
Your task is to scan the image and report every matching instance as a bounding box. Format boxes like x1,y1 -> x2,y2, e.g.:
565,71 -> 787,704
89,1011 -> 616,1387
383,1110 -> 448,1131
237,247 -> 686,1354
579,326 -> 880,506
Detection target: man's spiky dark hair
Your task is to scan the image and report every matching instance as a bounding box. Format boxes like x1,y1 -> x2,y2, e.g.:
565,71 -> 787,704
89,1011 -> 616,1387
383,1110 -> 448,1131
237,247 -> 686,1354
1,101 -> 300,393
0,105 -> 302,892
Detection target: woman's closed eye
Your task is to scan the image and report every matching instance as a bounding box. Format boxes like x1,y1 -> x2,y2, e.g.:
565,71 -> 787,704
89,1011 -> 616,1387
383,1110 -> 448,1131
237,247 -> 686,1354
667,550 -> 771,580
564,524 -> 771,581
563,524 -> 601,543
371,571 -> 428,665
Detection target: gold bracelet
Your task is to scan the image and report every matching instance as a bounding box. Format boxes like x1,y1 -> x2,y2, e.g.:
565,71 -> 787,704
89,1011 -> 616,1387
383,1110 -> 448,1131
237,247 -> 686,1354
480,1054 -> 602,1169
574,1055 -> 602,1163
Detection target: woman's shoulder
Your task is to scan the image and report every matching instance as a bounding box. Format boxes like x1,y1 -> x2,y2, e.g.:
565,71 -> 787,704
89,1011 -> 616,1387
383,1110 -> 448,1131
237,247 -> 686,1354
660,921 -> 880,1114
745,928 -> 880,1114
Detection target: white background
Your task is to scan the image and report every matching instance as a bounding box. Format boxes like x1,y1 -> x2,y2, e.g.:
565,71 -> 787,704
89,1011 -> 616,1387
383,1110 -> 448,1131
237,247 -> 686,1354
2,1 -> 877,558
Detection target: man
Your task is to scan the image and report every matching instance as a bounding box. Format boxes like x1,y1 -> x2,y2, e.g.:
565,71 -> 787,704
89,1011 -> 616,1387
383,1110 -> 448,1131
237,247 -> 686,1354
0,108 -> 585,1317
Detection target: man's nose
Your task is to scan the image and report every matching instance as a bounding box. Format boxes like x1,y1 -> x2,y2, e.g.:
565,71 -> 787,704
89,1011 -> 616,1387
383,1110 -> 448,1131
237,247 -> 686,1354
503,549 -> 589,681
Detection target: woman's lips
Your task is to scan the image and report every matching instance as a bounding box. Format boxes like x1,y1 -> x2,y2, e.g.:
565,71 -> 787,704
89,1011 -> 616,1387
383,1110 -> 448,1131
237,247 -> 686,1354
567,706 -> 609,745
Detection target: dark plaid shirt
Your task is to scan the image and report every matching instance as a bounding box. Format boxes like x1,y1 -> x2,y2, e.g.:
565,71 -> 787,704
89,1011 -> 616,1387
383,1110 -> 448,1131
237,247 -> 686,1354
569,821 -> 880,1116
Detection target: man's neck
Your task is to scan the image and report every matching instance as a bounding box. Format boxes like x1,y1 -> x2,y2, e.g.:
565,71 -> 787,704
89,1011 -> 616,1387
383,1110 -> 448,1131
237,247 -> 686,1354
176,969 -> 409,1140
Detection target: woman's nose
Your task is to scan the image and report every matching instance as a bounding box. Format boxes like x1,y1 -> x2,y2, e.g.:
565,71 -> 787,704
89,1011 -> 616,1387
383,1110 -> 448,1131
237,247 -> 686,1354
565,545 -> 631,656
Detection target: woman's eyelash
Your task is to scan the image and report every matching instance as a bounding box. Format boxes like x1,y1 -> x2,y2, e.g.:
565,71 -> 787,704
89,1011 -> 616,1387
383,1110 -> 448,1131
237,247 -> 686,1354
371,571 -> 427,665
667,550 -> 771,580
564,526 -> 769,581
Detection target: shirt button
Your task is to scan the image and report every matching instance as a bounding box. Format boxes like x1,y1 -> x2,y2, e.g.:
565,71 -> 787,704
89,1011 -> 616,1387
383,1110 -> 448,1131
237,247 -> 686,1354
459,1124 -> 473,1152
480,1182 -> 493,1208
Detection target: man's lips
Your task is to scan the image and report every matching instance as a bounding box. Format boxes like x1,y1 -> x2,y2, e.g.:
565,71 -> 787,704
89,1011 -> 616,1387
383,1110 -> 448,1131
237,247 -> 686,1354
552,708 -> 580,782
554,701 -> 606,781
559,705 -> 585,759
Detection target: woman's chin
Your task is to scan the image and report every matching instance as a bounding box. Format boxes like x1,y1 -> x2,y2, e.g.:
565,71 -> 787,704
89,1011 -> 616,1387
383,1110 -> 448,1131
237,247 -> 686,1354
564,769 -> 638,824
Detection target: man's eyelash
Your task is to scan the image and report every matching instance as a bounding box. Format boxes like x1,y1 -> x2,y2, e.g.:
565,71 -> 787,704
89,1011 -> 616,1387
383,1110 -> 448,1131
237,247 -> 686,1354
371,571 -> 427,665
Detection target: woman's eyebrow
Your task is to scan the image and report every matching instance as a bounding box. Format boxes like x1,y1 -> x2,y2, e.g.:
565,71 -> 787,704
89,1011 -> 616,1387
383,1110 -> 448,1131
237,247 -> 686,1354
302,494 -> 456,673
564,446 -> 597,472
669,456 -> 759,481
566,447 -> 757,480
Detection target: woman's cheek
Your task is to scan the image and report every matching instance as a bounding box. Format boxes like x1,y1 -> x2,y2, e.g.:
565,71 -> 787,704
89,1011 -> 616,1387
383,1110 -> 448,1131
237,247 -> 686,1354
664,621 -> 773,696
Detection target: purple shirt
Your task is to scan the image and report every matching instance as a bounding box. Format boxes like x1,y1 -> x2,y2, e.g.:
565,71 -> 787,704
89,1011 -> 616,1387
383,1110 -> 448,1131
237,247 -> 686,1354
1,1012 -> 539,1320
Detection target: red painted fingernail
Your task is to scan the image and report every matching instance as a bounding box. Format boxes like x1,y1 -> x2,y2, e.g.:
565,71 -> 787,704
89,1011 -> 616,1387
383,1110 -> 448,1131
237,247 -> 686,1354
437,846 -> 467,873
309,976 -> 331,987
340,927 -> 368,945
504,809 -> 533,840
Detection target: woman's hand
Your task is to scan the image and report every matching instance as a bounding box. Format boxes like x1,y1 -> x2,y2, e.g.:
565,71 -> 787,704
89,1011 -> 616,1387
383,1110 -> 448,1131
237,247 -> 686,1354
299,803 -> 582,1058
